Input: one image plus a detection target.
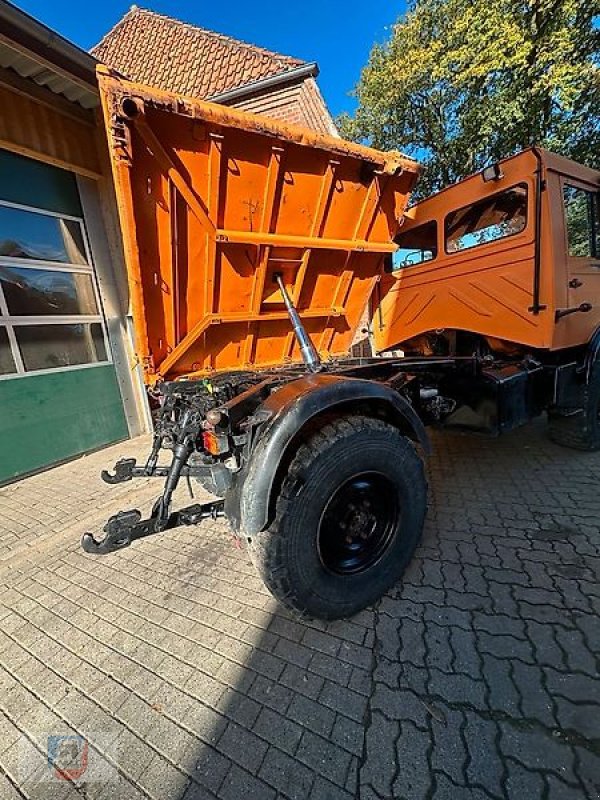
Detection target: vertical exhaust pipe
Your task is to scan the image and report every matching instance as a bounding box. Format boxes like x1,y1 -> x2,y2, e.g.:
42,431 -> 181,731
274,272 -> 321,372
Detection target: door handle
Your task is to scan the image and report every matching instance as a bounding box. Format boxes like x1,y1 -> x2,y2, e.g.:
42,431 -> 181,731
569,278 -> 583,288
555,302 -> 592,321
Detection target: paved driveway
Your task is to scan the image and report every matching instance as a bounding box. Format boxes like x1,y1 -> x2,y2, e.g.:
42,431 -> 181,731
0,419 -> 598,799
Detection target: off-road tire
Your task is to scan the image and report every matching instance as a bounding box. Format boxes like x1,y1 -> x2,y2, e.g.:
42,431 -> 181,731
247,416 -> 427,619
548,367 -> 600,451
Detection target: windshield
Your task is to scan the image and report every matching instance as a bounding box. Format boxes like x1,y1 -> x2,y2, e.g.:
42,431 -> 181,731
393,220 -> 438,270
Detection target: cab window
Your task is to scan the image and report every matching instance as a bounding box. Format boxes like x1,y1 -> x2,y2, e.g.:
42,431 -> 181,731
393,220 -> 437,270
563,185 -> 600,258
445,185 -> 528,253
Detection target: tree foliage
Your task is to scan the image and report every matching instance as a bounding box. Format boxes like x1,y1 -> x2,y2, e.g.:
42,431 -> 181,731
339,0 -> 600,198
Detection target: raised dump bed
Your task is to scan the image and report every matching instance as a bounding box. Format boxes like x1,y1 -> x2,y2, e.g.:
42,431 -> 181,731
98,68 -> 420,382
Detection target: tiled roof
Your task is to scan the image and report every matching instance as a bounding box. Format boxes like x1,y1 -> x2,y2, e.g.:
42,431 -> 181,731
92,7 -> 308,99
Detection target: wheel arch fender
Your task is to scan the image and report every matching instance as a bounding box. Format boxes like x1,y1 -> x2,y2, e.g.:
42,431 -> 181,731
226,373 -> 429,536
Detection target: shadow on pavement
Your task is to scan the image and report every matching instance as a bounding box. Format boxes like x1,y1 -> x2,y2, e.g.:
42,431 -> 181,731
0,419 -> 598,799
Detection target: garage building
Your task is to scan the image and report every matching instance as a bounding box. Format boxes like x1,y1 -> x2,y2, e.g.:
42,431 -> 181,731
0,0 -> 149,483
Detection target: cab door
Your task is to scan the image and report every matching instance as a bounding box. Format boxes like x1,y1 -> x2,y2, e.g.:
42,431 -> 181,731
563,178 -> 600,317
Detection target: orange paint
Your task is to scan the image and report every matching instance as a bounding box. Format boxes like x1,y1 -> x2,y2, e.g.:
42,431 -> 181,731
374,149 -> 600,354
97,68 -> 420,383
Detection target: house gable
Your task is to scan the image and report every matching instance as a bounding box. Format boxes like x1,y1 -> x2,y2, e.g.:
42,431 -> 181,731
92,7 -> 336,135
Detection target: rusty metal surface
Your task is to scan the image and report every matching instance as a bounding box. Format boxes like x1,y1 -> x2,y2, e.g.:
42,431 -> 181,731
98,68 -> 420,381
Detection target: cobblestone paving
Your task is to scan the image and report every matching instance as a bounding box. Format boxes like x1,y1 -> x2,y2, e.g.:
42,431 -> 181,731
0,419 -> 598,799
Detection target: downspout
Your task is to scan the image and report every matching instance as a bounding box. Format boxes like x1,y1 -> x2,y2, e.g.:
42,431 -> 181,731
207,63 -> 319,105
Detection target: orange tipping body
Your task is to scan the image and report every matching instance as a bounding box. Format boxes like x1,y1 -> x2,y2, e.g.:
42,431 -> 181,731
97,69 -> 420,383
374,149 -> 600,355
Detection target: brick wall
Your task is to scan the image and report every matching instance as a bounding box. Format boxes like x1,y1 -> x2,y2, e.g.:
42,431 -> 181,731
230,78 -> 337,137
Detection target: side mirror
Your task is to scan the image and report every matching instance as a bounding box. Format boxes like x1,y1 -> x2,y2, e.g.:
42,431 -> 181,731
482,163 -> 504,183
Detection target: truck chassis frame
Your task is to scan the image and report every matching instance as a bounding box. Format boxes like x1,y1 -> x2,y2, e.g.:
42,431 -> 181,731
82,338 -> 593,555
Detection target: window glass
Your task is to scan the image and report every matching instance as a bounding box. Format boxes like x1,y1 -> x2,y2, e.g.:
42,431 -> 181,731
563,185 -> 600,258
0,267 -> 98,316
0,196 -> 111,376
393,220 -> 438,270
0,327 -> 16,375
15,323 -> 107,372
445,185 -> 528,253
0,205 -> 87,264
0,149 -> 82,217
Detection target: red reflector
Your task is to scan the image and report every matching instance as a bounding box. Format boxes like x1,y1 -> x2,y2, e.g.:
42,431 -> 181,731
202,431 -> 219,455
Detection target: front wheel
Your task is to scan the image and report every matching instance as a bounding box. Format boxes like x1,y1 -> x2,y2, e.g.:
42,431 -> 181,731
247,416 -> 427,619
548,367 -> 600,451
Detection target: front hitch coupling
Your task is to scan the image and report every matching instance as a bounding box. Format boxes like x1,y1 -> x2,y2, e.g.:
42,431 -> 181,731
81,509 -> 145,554
84,385 -> 226,556
81,499 -> 225,555
100,458 -> 137,484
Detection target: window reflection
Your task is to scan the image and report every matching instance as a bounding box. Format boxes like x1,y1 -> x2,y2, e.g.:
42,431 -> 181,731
0,267 -> 98,316
0,205 -> 87,265
563,185 -> 600,258
0,202 -> 112,375
445,185 -> 528,253
15,323 -> 107,371
393,220 -> 438,270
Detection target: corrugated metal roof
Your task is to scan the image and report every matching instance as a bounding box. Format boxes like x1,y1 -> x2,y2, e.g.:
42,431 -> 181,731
0,1 -> 99,109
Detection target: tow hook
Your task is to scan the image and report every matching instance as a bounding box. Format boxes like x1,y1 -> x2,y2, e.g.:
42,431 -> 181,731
81,500 -> 225,555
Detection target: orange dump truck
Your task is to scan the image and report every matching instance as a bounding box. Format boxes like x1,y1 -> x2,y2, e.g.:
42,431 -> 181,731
84,70 -> 600,618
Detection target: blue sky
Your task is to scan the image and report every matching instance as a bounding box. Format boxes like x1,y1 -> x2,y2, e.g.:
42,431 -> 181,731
13,0 -> 408,118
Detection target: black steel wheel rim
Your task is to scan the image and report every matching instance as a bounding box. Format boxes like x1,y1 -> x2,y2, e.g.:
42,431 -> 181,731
317,471 -> 400,575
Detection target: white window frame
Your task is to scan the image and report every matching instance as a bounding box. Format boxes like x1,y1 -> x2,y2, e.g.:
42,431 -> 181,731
0,198 -> 112,381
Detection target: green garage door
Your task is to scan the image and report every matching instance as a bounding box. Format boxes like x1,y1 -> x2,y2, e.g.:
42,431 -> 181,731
0,150 -> 128,483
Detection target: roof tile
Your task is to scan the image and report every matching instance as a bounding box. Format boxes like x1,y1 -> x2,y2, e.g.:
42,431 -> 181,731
92,7 -> 306,98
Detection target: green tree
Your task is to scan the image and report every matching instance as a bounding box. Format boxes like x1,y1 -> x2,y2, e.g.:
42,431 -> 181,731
340,0 -> 600,198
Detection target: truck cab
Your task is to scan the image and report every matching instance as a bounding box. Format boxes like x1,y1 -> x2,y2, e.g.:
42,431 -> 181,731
375,148 -> 600,358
